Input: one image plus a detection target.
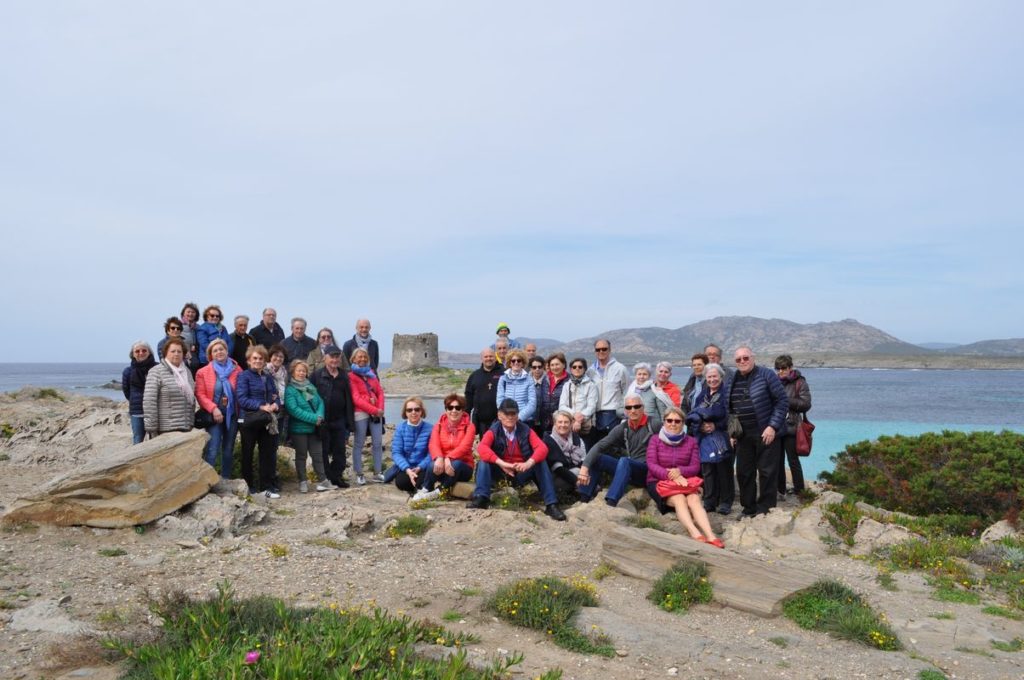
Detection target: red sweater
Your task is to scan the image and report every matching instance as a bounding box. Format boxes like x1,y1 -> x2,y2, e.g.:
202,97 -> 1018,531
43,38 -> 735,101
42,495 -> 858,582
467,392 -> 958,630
428,415 -> 476,468
477,426 -> 548,465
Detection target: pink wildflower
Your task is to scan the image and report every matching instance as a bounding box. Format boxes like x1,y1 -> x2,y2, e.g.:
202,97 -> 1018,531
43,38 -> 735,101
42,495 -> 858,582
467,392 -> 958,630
244,650 -> 261,665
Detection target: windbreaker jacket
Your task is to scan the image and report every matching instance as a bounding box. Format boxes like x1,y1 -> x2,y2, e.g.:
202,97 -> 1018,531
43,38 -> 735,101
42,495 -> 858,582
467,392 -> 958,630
429,414 -> 476,468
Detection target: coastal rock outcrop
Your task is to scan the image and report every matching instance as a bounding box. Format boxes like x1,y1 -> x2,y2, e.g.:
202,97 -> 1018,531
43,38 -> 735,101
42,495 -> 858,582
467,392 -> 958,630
2,429 -> 217,528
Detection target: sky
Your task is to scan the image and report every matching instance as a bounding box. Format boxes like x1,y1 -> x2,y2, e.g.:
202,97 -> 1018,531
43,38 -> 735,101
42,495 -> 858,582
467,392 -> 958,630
1,2 -> 1021,362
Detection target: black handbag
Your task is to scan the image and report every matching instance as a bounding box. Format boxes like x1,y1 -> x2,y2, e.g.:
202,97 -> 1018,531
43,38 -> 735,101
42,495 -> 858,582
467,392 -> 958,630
727,414 -> 744,440
194,409 -> 214,429
239,409 -> 271,431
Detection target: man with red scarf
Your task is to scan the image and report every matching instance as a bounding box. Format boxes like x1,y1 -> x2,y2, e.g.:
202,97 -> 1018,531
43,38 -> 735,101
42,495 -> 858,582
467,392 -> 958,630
576,394 -> 659,506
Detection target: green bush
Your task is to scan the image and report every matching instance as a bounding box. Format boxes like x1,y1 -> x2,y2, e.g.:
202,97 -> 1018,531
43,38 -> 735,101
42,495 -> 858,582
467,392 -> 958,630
821,430 -> 1024,525
783,580 -> 901,651
647,562 -> 713,613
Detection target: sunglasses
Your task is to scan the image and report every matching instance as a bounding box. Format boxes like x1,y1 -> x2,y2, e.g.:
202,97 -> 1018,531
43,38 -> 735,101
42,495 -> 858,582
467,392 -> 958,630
508,358 -> 524,364
594,347 -> 610,353
570,365 -> 584,370
445,404 -> 463,411
735,356 -> 752,363
208,314 -> 221,320
169,326 -> 182,331
664,418 -> 683,424
530,365 -> 544,370
623,404 -> 644,411
405,407 -> 422,413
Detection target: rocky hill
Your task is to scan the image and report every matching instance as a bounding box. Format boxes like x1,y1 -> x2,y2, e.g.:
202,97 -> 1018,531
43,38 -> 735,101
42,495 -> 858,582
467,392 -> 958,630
942,338 -> 1024,356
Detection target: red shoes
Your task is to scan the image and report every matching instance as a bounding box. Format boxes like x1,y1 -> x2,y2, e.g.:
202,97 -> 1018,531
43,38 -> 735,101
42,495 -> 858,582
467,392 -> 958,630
708,537 -> 725,549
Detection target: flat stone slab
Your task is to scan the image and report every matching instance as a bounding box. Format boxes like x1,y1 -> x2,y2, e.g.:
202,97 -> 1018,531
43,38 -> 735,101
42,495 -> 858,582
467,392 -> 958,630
3,429 -> 217,528
601,525 -> 819,617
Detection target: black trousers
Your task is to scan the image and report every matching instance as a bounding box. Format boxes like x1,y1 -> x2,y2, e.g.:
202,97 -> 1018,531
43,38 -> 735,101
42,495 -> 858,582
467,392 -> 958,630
778,434 -> 805,494
734,432 -> 781,515
320,420 -> 348,485
240,425 -> 278,492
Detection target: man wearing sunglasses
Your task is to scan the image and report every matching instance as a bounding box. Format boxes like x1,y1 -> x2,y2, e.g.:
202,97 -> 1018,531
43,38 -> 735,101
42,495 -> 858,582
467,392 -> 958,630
724,347 -> 788,517
576,394 -> 659,506
587,339 -> 629,447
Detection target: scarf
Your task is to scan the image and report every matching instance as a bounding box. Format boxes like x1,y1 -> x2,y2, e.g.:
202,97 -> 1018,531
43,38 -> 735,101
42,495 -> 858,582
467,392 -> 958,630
549,430 -> 585,466
547,371 -> 566,396
628,413 -> 650,431
443,413 -> 466,436
569,374 -> 584,386
351,365 -> 377,380
355,334 -> 372,351
290,377 -> 317,402
630,379 -> 652,393
652,385 -> 675,410
167,360 -> 194,403
213,359 -> 236,416
659,428 -> 686,446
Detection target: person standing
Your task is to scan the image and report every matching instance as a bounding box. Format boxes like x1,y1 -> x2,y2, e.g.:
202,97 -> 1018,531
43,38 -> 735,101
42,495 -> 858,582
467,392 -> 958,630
179,302 -> 201,373
236,345 -> 282,498
122,341 -> 156,444
250,308 -> 285,349
774,354 -> 812,497
703,343 -> 735,508
493,338 -> 510,366
586,339 -> 629,447
282,317 -> 316,365
681,353 -> 708,414
194,338 -> 241,478
142,338 -> 196,437
196,305 -> 231,368
229,315 -> 256,369
312,344 -> 355,488
491,323 -> 523,350
342,318 -> 380,372
725,346 -> 788,517
465,348 -> 503,437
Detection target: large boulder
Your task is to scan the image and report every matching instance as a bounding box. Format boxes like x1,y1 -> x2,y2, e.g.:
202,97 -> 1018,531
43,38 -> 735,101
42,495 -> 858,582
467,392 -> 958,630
2,430 -> 217,528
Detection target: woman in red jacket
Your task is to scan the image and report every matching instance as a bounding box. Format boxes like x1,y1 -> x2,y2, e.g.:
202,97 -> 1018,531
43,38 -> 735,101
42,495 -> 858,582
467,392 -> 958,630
416,393 -> 476,501
194,338 -> 242,478
646,407 -> 723,548
349,347 -> 385,485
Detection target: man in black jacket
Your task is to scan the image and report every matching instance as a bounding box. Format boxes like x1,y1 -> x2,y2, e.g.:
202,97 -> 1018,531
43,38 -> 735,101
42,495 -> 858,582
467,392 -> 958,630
250,308 -> 285,349
230,315 -> 256,368
312,345 -> 355,488
282,317 -> 317,365
465,348 -> 503,437
341,318 -> 380,371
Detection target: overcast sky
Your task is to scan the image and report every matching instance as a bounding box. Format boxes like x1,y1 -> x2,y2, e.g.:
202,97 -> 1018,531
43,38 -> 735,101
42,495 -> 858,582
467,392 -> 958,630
2,2 -> 1021,362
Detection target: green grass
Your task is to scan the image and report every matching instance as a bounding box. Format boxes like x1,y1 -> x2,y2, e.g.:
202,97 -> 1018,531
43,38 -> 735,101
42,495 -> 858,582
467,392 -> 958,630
268,544 -> 288,558
457,587 -> 481,597
782,580 -> 901,651
625,514 -> 664,531
590,563 -> 614,581
982,605 -> 1023,620
98,548 -> 127,557
917,670 -> 948,680
822,501 -> 862,545
305,537 -> 355,551
106,582 -> 539,679
441,610 -> 463,622
991,637 -> 1024,652
0,422 -> 14,439
387,515 -> 430,539
928,611 -> 955,620
884,538 -> 977,584
647,562 -> 712,613
931,581 -> 981,605
875,570 -> 898,591
35,388 -> 65,401
768,636 -> 788,648
487,575 -> 613,657
0,599 -> 17,610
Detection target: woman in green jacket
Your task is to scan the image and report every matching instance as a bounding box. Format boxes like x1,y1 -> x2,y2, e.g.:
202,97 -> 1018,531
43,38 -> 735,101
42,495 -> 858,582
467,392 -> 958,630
284,360 -> 331,493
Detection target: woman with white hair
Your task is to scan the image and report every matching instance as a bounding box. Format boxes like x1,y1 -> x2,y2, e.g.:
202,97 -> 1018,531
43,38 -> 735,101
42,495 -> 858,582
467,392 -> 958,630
684,362 -> 734,515
653,361 -> 681,409
122,341 -> 156,443
626,362 -> 661,418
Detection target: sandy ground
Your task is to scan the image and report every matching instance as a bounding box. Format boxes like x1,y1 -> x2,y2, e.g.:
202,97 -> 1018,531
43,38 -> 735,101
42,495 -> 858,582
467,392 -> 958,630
0,386 -> 1022,680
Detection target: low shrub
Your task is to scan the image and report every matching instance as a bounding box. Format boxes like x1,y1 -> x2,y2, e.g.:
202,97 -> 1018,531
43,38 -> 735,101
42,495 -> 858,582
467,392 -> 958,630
487,576 -> 613,657
107,582 -> 539,679
821,430 -> 1024,525
647,562 -> 712,613
783,580 -> 901,651
387,515 -> 430,539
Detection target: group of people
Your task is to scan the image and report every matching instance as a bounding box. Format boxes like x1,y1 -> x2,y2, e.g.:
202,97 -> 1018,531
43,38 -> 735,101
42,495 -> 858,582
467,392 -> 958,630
123,312 -> 814,541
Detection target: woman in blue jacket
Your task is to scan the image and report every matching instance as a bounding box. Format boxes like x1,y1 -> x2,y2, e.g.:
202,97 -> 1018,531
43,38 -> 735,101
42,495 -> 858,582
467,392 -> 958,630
496,350 -> 537,423
121,341 -> 156,444
392,396 -> 434,498
236,345 -> 282,498
196,305 -> 231,368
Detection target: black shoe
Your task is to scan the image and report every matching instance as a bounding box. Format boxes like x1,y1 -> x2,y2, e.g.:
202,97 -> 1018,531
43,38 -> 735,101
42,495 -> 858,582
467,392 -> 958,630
333,478 -> 350,489
717,503 -> 733,516
703,502 -> 716,513
467,496 -> 490,510
544,504 -> 567,521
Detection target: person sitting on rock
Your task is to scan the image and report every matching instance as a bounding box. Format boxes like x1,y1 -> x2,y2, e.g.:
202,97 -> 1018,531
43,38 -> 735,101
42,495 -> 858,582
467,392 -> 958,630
576,393 -> 659,507
467,398 -> 566,521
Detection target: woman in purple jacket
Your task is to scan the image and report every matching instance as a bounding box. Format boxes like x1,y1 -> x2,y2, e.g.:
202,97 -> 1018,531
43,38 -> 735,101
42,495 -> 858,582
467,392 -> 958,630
646,407 -> 723,548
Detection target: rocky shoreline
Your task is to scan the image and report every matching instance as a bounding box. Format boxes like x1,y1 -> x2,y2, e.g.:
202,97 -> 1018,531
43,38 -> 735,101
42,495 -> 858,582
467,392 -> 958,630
0,388 -> 1022,679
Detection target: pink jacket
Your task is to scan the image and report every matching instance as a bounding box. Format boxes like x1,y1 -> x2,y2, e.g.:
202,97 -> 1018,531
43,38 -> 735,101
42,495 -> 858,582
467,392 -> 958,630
646,433 -> 700,485
349,372 -> 385,415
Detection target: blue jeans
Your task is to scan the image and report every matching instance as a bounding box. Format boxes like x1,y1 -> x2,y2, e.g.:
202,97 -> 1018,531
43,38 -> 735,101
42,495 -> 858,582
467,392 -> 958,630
130,415 -> 146,444
473,461 -> 558,505
422,460 -> 473,490
578,454 -> 619,501
604,458 -> 648,506
352,417 -> 383,475
205,420 -> 237,478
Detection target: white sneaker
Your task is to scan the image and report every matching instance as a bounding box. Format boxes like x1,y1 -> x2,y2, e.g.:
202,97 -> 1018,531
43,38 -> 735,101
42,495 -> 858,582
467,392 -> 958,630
356,475 -> 367,486
410,488 -> 430,502
264,490 -> 281,499
371,473 -> 386,484
299,481 -> 309,494
316,480 -> 336,492
411,488 -> 441,503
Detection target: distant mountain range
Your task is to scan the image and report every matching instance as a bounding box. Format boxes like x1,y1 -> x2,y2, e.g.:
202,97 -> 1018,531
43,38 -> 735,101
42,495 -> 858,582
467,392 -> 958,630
439,317 -> 1024,367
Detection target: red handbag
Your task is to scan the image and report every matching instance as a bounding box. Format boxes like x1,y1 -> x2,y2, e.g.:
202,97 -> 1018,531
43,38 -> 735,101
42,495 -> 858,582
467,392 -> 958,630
656,477 -> 703,498
796,417 -> 815,456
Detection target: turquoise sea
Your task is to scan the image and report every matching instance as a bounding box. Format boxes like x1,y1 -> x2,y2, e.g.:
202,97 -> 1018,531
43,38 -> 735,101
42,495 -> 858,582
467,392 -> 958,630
2,364 -> 1022,481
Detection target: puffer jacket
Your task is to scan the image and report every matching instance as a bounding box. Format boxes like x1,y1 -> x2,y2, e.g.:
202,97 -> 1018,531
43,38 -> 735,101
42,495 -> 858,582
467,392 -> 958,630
142,361 -> 196,434
195,359 -> 242,418
428,414 -> 476,468
236,369 -> 281,411
349,371 -> 385,417
724,364 -> 789,436
284,383 -> 324,435
496,368 -> 537,422
391,420 -> 433,471
196,322 -> 231,365
122,353 -> 156,416
779,369 -> 812,430
646,432 -> 700,484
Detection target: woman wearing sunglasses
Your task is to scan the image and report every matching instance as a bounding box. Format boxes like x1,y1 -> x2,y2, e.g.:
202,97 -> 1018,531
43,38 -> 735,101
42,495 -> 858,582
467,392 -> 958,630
122,341 -> 156,444
418,393 -> 475,501
196,304 -> 231,368
646,406 -> 723,548
558,358 -> 598,439
391,397 -> 433,498
496,349 -> 537,422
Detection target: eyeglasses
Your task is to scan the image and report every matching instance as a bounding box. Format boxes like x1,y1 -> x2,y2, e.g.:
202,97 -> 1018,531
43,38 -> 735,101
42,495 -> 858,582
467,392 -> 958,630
319,335 -> 332,340
530,365 -> 544,370
208,314 -> 221,320
446,404 -> 463,411
405,407 -> 422,414
169,326 -> 182,331
594,347 -> 610,353
570,364 -> 584,370
624,404 -> 644,411
508,358 -> 524,364
133,349 -> 149,354
664,418 -> 683,424
735,356 -> 752,363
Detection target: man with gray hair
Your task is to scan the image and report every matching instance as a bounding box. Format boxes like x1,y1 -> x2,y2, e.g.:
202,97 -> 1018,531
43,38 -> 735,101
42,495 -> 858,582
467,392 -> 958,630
250,308 -> 285,349
230,315 -> 255,368
587,339 -> 629,447
704,343 -> 736,514
282,317 -> 316,365
342,318 -> 379,372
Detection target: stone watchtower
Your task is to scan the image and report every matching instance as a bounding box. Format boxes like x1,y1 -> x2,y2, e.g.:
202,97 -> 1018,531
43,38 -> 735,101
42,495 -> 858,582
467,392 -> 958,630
391,333 -> 439,372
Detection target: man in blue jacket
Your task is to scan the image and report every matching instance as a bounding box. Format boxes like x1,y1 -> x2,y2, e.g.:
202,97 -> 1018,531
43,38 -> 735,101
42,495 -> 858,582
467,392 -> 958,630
724,346 -> 788,517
